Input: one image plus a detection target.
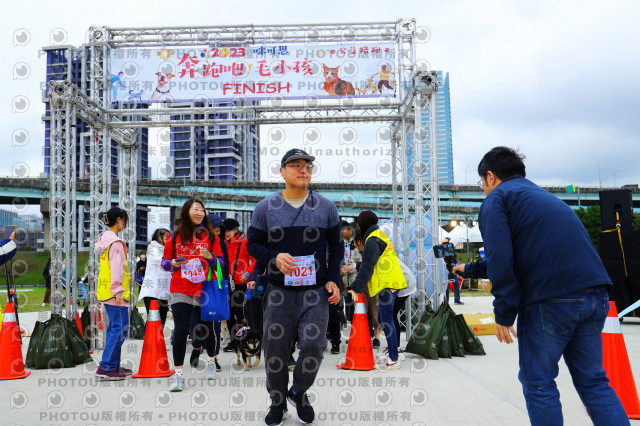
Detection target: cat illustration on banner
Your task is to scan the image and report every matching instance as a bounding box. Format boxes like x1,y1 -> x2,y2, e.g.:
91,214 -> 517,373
322,64 -> 355,96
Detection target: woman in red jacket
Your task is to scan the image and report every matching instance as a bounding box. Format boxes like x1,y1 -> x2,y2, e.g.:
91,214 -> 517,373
162,198 -> 224,392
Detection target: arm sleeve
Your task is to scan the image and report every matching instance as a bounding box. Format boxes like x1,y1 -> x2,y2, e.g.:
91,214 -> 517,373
246,205 -> 280,265
250,262 -> 266,282
147,244 -> 163,271
464,259 -> 488,279
216,237 -> 230,280
108,242 -> 126,296
0,239 -> 17,265
242,239 -> 256,276
350,237 -> 385,294
480,197 -> 521,327
161,234 -> 175,272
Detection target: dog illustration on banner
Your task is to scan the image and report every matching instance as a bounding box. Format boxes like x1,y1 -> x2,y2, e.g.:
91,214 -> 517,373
322,64 -> 355,96
150,71 -> 175,101
355,65 -> 397,96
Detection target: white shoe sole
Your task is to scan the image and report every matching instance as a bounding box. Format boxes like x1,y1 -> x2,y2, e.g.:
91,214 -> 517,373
375,363 -> 401,371
95,374 -> 124,381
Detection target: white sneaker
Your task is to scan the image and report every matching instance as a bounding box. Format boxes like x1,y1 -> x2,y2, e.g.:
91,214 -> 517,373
206,361 -> 217,380
377,348 -> 405,362
375,357 -> 401,371
170,374 -> 184,392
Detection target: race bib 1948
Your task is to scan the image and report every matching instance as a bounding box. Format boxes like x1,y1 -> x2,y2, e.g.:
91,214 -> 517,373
182,258 -> 205,283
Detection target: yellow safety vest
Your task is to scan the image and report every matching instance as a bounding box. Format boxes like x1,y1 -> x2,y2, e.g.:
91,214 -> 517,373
97,242 -> 131,302
366,229 -> 407,297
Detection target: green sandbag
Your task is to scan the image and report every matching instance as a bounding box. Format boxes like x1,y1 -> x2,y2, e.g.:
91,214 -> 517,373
437,311 -> 452,358
64,316 -> 92,365
36,314 -> 74,369
406,302 -> 449,359
25,320 -> 44,368
410,298 -> 436,328
130,308 -> 146,340
448,317 -> 466,357
455,314 -> 486,355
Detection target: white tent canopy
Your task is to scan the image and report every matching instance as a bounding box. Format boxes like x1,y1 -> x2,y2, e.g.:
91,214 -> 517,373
447,224 -> 483,245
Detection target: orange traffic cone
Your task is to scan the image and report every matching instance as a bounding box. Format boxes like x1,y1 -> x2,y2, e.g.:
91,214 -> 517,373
98,306 -> 104,330
8,291 -> 25,335
0,302 -> 31,380
337,293 -> 375,371
70,299 -> 83,338
132,300 -> 174,378
602,301 -> 640,419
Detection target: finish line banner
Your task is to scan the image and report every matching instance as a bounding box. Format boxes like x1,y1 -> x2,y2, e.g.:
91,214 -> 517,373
109,43 -> 398,103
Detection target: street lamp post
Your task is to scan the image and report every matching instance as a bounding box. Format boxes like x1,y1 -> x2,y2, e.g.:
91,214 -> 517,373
593,157 -> 602,187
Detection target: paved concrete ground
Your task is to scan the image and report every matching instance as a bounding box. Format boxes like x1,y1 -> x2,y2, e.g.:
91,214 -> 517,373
3,296 -> 640,425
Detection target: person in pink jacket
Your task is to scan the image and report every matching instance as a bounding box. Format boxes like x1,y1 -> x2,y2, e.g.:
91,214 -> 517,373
94,207 -> 132,381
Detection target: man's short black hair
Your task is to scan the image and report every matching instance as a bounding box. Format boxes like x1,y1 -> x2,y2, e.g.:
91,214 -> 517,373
477,146 -> 526,180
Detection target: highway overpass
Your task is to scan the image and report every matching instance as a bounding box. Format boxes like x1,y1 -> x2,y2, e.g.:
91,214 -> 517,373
1,177 -> 639,221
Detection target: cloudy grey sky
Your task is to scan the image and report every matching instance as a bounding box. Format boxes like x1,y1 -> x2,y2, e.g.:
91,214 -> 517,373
2,0 -> 639,190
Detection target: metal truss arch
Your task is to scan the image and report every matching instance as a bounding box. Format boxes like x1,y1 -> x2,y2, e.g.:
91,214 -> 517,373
49,19 -> 442,345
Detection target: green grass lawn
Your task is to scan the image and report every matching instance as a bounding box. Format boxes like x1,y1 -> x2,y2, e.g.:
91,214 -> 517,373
1,249 -> 91,287
1,287 -> 145,314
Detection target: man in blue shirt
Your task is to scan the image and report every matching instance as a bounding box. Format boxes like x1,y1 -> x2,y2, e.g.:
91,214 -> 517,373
247,148 -> 342,425
472,146 -> 628,425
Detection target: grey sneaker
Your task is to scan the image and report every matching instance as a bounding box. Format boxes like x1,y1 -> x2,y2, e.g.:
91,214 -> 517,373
206,361 -> 217,380
170,374 -> 184,392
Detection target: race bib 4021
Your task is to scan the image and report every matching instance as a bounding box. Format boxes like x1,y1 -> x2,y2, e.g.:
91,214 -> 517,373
285,255 -> 316,286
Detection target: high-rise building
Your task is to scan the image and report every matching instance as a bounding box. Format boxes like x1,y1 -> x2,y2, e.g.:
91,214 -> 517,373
406,71 -> 454,185
169,101 -> 259,226
0,210 -> 44,250
42,45 -> 149,250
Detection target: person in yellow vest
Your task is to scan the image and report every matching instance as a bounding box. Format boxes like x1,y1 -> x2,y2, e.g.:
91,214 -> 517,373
349,210 -> 407,370
94,207 -> 131,381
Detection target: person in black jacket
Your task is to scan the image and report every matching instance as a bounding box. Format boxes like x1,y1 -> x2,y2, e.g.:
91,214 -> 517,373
42,258 -> 51,306
473,146 -> 627,425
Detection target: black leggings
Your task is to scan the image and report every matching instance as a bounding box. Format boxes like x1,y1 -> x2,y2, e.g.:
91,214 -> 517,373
143,297 -> 170,329
171,303 -> 216,366
393,295 -> 408,347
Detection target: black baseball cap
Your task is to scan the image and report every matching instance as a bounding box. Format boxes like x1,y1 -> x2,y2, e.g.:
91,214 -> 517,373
223,218 -> 240,230
281,148 -> 315,168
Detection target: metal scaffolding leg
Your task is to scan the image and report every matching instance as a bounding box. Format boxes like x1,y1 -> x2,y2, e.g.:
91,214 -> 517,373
119,140 -> 138,327
48,81 -> 78,320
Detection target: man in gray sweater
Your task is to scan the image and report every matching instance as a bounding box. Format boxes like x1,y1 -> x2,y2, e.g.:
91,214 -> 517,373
247,148 -> 342,426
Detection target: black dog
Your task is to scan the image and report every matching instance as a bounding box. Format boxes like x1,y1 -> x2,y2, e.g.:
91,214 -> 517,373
235,327 -> 262,371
